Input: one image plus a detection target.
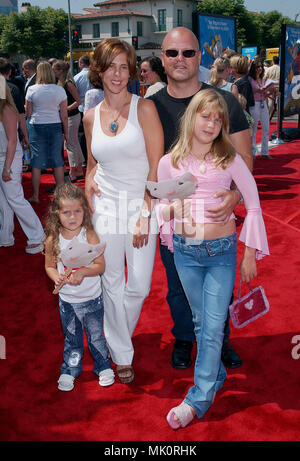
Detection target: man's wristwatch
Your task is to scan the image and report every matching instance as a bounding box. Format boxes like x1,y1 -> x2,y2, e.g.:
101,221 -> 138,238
141,208 -> 151,218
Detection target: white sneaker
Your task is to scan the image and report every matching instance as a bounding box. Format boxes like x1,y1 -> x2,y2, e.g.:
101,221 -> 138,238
58,374 -> 75,391
99,368 -> 115,387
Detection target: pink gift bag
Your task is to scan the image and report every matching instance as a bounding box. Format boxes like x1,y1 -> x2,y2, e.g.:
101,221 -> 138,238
229,281 -> 270,329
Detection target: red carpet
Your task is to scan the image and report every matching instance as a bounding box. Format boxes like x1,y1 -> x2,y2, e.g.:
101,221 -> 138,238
1,123 -> 300,442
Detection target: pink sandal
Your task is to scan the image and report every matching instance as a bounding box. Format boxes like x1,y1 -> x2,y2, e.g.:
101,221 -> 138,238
166,402 -> 195,429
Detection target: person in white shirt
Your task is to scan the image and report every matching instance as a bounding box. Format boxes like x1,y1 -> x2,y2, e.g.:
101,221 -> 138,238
25,62 -> 68,203
198,65 -> 210,83
74,56 -> 92,162
74,55 -> 92,114
265,56 -> 280,117
140,56 -> 167,98
83,68 -> 104,114
265,56 -> 280,81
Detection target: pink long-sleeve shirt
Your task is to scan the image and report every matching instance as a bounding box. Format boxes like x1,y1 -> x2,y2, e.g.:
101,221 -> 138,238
156,153 -> 269,259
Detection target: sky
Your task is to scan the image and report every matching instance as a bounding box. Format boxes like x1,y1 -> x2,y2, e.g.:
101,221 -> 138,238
20,0 -> 300,21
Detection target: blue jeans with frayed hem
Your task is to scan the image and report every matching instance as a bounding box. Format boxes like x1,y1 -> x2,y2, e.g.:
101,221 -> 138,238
59,295 -> 111,378
173,233 -> 237,418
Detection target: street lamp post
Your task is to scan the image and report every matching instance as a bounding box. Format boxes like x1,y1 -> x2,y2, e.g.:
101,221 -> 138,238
67,0 -> 73,75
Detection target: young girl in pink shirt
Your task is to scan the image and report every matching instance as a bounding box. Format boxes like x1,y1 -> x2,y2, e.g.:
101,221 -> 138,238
156,88 -> 269,429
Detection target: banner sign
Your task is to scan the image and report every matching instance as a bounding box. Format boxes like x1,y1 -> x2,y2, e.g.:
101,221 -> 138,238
266,48 -> 279,61
193,14 -> 236,69
241,46 -> 258,61
280,25 -> 300,117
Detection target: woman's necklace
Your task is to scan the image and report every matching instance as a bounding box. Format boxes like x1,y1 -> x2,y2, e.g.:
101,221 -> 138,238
103,94 -> 129,134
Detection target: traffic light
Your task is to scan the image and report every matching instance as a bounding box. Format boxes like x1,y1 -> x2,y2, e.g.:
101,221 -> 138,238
63,30 -> 69,44
132,36 -> 138,50
72,28 -> 80,46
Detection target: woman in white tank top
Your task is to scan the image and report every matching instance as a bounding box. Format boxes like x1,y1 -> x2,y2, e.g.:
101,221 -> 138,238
84,39 -> 164,383
0,75 -> 44,253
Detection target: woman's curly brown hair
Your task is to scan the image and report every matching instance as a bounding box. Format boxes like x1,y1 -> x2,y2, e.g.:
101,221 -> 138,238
43,183 -> 93,263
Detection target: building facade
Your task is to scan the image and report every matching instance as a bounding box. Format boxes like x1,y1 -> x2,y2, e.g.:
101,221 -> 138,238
72,0 -> 197,60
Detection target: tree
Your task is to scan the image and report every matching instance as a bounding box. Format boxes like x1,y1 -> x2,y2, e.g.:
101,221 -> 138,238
253,10 -> 295,49
0,6 -> 69,59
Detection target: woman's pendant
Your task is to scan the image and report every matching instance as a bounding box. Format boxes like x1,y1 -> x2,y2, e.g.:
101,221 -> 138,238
199,162 -> 206,174
109,120 -> 119,133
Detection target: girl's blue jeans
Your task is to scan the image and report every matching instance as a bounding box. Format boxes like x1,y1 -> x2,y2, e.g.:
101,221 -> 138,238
173,232 -> 237,418
59,295 -> 111,378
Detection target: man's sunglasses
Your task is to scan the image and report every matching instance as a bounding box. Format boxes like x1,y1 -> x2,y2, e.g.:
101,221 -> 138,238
164,49 -> 197,58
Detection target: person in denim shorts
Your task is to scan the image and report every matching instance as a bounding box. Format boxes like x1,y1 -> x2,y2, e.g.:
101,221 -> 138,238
155,88 -> 269,429
44,184 -> 114,391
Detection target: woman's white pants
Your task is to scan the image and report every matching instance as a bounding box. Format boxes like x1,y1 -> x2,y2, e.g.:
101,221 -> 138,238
95,216 -> 157,365
67,113 -> 85,167
0,155 -> 44,246
249,100 -> 270,156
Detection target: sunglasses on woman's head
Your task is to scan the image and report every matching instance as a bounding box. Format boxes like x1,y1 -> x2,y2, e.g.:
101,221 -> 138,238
164,49 -> 197,58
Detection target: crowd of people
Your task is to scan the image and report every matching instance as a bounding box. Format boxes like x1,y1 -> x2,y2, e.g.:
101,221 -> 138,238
0,27 -> 273,430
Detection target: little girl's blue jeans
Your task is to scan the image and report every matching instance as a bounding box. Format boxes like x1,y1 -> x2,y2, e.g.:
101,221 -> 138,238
173,232 -> 237,418
58,295 -> 111,378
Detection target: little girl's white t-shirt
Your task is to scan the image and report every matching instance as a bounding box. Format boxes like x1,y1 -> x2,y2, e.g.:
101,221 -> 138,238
57,228 -> 102,304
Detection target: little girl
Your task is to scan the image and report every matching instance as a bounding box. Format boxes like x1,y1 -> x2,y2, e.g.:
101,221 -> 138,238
44,183 -> 114,391
156,88 -> 269,429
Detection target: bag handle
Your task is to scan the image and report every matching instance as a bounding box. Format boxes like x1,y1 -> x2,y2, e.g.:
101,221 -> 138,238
237,280 -> 253,300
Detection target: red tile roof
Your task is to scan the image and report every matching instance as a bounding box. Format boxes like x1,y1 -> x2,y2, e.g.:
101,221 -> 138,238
94,0 -> 146,6
74,9 -> 152,19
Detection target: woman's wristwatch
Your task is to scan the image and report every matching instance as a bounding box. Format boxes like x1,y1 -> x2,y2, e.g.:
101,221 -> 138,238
3,166 -> 12,174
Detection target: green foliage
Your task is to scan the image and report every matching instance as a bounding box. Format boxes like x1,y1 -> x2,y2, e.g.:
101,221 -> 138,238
196,0 -> 296,50
252,10 -> 295,49
0,6 -> 69,59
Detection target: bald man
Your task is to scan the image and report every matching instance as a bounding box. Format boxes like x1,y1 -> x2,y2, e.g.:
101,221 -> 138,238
149,27 -> 252,370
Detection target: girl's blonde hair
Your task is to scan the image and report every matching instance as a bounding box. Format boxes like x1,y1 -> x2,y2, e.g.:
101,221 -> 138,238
36,61 -> 56,84
209,57 -> 230,87
171,88 -> 235,170
44,184 -> 94,262
230,55 -> 249,75
52,59 -> 75,86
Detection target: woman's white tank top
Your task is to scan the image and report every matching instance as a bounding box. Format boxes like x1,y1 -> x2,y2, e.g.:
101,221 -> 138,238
57,227 -> 102,304
91,94 -> 149,218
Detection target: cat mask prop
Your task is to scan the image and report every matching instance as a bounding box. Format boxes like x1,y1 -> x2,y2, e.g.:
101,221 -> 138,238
146,172 -> 197,200
60,237 -> 106,269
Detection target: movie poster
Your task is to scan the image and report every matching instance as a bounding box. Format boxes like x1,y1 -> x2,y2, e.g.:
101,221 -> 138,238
241,46 -> 258,61
281,25 -> 300,117
193,14 -> 236,69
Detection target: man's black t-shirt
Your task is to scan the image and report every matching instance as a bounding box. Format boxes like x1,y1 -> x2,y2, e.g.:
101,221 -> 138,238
149,82 -> 249,154
234,75 -> 255,113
